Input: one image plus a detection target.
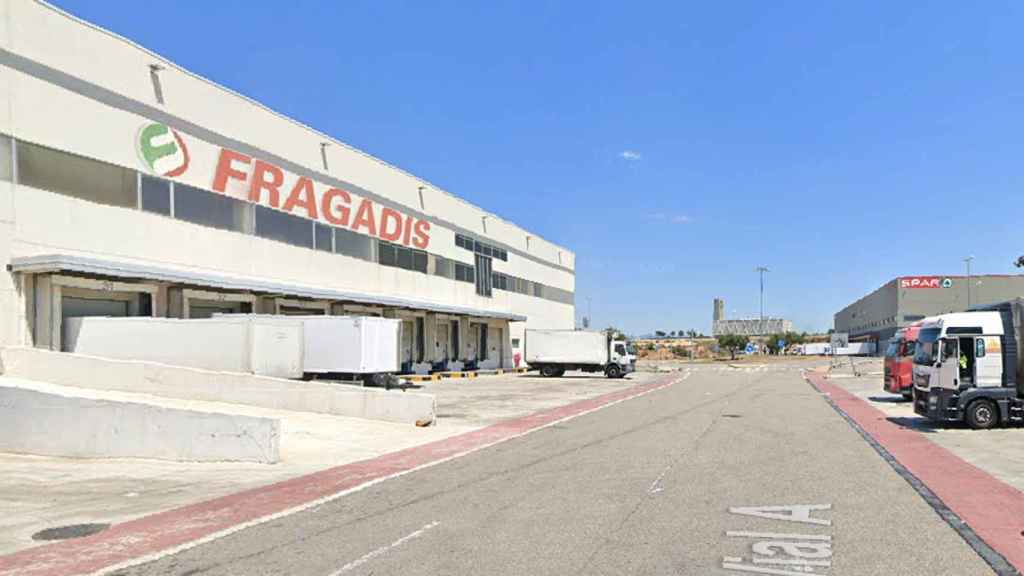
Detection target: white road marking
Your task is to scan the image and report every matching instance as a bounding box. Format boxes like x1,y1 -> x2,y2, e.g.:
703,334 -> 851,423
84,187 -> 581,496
726,531 -> 831,541
328,520 -> 440,575
647,463 -> 673,494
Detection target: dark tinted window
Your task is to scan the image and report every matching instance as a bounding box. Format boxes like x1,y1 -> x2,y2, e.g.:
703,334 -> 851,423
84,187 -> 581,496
175,183 -> 249,232
255,205 -> 313,248
140,175 -> 171,216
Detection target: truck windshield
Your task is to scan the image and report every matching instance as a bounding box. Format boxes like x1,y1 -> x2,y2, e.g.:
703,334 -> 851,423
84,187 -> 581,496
913,328 -> 941,366
903,341 -> 916,358
626,344 -> 637,355
884,342 -> 899,357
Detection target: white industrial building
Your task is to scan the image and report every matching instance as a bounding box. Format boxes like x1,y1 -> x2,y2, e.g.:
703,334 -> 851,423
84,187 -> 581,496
0,1 -> 575,373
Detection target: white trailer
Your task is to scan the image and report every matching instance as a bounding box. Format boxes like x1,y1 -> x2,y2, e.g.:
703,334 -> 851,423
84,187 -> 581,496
62,316 -> 304,378
525,329 -> 635,378
216,314 -> 402,386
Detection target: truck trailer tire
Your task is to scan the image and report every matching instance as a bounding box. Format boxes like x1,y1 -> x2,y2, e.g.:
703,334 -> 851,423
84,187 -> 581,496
540,365 -> 560,378
965,399 -> 999,430
606,365 -> 622,379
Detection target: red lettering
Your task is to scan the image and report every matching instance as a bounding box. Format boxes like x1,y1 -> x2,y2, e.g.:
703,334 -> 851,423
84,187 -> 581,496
212,149 -> 251,193
321,187 -> 351,226
249,160 -> 284,207
411,219 -> 430,249
379,208 -> 403,242
402,216 -> 414,246
351,199 -> 377,236
282,177 -> 318,219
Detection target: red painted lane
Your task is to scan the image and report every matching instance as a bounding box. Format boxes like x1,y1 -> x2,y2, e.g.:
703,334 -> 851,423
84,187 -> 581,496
0,374 -> 676,576
809,373 -> 1024,571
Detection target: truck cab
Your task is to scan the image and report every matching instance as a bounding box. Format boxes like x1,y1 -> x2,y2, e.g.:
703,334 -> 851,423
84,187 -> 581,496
884,321 -> 923,399
611,340 -> 638,377
912,311 -> 1008,428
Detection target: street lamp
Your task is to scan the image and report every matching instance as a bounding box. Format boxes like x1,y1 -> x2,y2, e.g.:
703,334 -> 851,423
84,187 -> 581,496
755,266 -> 770,333
964,256 -> 975,309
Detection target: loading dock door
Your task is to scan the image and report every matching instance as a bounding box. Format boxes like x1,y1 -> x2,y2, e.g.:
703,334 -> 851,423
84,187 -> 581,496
487,326 -> 503,367
401,320 -> 414,371
62,297 -> 129,319
437,321 -> 450,362
188,300 -> 251,319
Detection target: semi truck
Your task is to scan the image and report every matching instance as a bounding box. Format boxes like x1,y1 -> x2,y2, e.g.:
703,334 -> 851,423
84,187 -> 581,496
883,321 -> 924,399
525,329 -> 636,378
912,299 -> 1024,429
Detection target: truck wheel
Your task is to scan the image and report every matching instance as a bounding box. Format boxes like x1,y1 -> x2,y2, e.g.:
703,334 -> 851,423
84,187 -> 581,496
965,399 -> 999,430
606,365 -> 622,379
540,365 -> 560,378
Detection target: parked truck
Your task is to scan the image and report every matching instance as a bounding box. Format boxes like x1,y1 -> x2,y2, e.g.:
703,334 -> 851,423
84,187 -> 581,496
884,321 -> 924,399
525,329 -> 636,378
217,314 -> 402,387
913,299 -> 1024,429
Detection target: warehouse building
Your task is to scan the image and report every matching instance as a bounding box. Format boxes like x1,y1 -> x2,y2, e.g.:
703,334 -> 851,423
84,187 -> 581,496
0,1 -> 575,373
834,275 -> 1024,347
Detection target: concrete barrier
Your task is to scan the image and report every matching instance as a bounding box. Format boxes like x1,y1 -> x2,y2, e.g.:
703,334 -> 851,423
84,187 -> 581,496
0,378 -> 279,463
1,347 -> 436,425
63,316 -> 304,379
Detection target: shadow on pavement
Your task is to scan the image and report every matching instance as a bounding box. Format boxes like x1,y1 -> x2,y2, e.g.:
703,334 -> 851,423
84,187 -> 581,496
886,416 -> 952,433
869,395 -> 912,404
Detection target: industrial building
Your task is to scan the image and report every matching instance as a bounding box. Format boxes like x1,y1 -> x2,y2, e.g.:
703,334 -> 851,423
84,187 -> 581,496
711,298 -> 793,336
0,1 -> 575,373
834,275 -> 1024,347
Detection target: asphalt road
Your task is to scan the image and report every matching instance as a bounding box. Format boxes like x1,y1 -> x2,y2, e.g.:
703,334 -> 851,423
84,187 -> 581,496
116,364 -> 994,576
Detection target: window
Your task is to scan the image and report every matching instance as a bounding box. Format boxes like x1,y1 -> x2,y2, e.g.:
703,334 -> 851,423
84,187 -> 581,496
396,245 -> 412,269
492,272 -> 508,291
455,263 -> 475,283
976,338 -> 986,358
336,227 -> 375,261
475,254 -> 493,297
455,234 -> 473,250
433,256 -> 454,279
17,140 -> 136,208
174,182 -> 250,233
378,242 -> 398,267
0,134 -> 11,182
412,250 -> 428,273
255,205 -> 313,248
140,175 -> 171,216
379,242 -> 429,273
533,283 -> 544,298
511,338 -> 520,348
314,223 -> 333,253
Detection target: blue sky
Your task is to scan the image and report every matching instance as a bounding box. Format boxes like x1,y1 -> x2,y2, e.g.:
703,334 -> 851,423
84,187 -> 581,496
54,1 -> 1024,335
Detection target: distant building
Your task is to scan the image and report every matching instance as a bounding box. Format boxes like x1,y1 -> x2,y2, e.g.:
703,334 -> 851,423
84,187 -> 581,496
713,298 -> 725,322
713,318 -> 794,336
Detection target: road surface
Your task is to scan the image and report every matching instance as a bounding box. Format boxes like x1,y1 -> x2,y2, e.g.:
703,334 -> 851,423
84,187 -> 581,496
115,363 -> 995,575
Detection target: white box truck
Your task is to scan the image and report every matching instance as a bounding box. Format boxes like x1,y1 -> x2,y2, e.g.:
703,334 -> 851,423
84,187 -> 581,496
525,329 -> 636,378
217,314 -> 402,386
62,316 -> 304,378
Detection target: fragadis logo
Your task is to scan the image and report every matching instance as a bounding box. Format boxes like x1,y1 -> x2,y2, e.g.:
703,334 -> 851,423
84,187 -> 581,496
136,122 -> 190,177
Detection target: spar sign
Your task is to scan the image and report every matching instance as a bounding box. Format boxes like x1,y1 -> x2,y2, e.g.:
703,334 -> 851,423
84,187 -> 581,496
900,276 -> 952,289
137,122 -> 190,177
133,122 -> 431,249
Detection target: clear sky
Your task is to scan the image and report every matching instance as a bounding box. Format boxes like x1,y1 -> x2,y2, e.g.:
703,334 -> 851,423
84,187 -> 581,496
52,1 -> 1024,335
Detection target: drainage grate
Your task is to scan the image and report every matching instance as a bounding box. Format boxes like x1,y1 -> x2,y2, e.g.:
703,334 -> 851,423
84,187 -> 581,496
32,523 -> 110,541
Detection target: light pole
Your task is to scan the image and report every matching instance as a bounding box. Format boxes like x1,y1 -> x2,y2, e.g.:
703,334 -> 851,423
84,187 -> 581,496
755,266 -> 770,333
964,256 -> 974,309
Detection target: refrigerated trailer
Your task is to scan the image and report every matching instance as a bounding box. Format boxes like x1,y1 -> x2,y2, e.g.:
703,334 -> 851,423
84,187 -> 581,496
524,329 -> 636,378
913,299 -> 1024,429
217,314 -> 402,386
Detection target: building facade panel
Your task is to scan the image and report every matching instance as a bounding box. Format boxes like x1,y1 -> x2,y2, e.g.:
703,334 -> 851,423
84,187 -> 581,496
0,0 -> 575,369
